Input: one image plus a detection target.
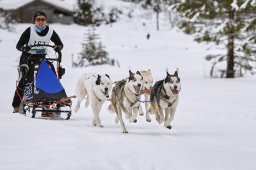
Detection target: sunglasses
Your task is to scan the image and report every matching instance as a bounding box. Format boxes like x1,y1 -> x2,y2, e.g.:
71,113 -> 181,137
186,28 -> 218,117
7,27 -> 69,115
35,17 -> 46,22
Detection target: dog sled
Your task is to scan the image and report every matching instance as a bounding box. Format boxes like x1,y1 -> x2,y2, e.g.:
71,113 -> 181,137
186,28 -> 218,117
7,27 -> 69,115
17,44 -> 74,120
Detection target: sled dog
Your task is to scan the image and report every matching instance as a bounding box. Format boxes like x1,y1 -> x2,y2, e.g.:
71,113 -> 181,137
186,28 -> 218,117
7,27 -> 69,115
109,70 -> 144,133
149,70 -> 181,129
138,69 -> 153,122
74,73 -> 112,127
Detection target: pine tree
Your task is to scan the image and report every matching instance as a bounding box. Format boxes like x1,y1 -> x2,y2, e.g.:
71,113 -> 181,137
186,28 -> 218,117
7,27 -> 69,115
152,0 -> 162,31
140,0 -> 176,30
75,0 -> 94,25
72,28 -> 110,67
75,0 -> 121,26
0,10 -> 14,31
173,0 -> 256,78
140,0 -> 161,30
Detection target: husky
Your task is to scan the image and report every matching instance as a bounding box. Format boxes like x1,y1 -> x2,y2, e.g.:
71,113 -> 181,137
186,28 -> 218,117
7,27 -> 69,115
149,70 -> 181,129
74,73 -> 112,127
109,70 -> 144,133
138,69 -> 153,122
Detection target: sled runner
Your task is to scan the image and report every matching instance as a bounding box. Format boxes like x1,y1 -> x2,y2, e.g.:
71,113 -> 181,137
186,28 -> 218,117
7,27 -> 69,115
18,44 -> 74,119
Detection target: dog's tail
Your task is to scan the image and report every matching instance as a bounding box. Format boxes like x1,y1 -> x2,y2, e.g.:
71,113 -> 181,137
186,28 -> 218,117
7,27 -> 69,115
74,101 -> 80,113
74,75 -> 87,112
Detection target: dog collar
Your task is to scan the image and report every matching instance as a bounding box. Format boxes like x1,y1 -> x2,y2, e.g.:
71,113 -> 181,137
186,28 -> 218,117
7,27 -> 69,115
160,96 -> 172,107
160,94 -> 177,108
168,102 -> 172,107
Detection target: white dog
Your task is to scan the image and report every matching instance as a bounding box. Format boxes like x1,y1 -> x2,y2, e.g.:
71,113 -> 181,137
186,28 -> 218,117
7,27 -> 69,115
138,69 -> 153,122
74,73 -> 112,127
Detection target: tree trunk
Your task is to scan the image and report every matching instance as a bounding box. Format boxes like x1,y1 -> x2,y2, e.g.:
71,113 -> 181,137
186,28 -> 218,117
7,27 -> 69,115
156,11 -> 159,31
226,10 -> 235,78
226,34 -> 234,78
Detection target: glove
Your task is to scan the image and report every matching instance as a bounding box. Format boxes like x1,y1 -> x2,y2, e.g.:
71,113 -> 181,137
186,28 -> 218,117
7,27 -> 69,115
54,45 -> 62,52
20,64 -> 29,74
18,64 -> 29,79
21,46 -> 30,53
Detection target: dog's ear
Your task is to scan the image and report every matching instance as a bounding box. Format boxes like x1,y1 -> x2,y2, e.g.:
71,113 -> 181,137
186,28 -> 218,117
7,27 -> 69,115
136,71 -> 142,76
174,69 -> 179,76
166,69 -> 171,77
96,75 -> 101,85
164,73 -> 171,83
129,70 -> 134,76
136,71 -> 143,80
129,70 -> 134,81
164,76 -> 169,83
105,74 -> 110,79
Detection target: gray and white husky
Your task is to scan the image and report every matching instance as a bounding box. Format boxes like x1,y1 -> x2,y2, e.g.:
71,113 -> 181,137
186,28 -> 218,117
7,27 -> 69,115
74,73 -> 112,127
149,70 -> 181,129
108,70 -> 144,133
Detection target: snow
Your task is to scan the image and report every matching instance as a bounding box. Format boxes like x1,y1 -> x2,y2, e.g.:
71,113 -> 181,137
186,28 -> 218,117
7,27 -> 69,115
0,0 -> 77,11
0,1 -> 256,170
241,0 -> 251,9
231,0 -> 239,10
0,0 -> 129,11
0,0 -> 33,10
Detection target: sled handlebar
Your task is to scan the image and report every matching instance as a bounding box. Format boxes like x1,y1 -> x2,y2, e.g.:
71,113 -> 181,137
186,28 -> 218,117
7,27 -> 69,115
28,44 -> 62,62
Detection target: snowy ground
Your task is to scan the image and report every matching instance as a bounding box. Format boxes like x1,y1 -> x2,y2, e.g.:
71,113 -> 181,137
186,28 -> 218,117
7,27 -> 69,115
0,7 -> 256,170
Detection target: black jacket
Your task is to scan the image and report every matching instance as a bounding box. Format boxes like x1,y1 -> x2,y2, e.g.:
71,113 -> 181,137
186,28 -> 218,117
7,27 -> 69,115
16,25 -> 63,51
17,25 -> 63,65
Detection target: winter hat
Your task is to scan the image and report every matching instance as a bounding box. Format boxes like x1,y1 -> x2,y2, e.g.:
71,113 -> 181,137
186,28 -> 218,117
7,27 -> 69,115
33,11 -> 47,22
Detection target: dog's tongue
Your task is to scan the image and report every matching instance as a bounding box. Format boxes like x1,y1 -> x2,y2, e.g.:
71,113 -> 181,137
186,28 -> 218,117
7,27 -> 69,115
172,89 -> 179,95
133,85 -> 141,93
105,92 -> 109,98
102,91 -> 109,98
143,88 -> 151,94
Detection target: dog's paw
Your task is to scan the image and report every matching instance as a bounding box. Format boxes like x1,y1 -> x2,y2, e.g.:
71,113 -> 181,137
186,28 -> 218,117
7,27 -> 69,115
129,117 -> 136,123
165,125 -> 172,129
93,122 -> 104,128
146,118 -> 151,122
146,114 -> 151,122
122,130 -> 128,133
156,117 -> 163,124
139,112 -> 144,116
